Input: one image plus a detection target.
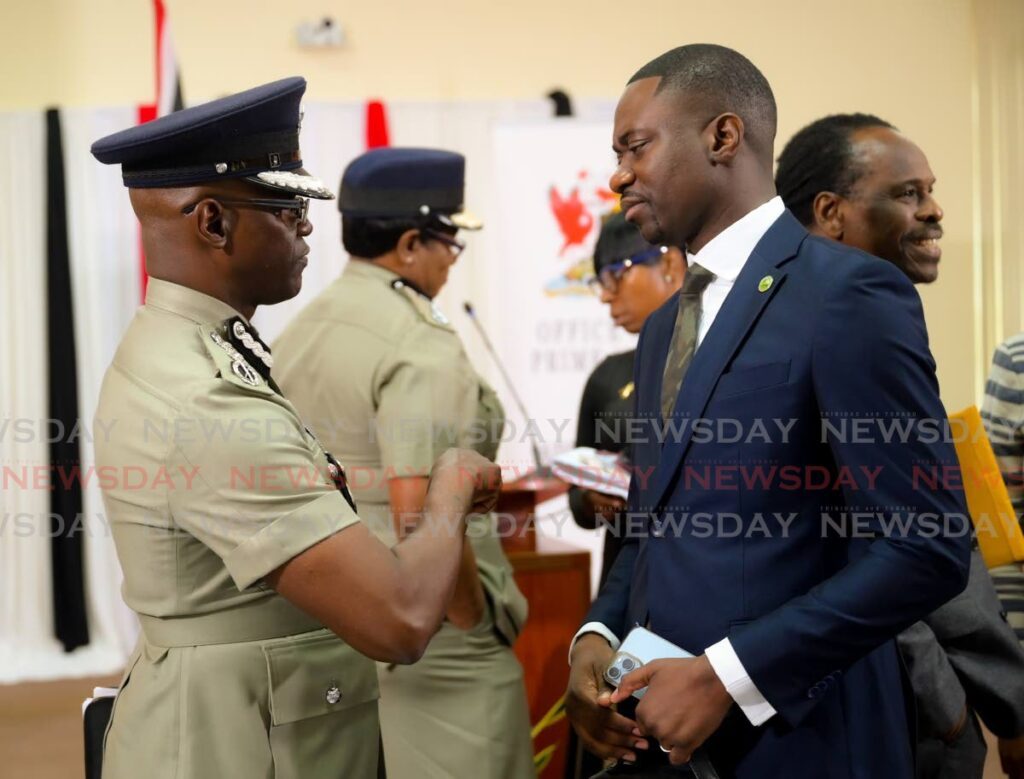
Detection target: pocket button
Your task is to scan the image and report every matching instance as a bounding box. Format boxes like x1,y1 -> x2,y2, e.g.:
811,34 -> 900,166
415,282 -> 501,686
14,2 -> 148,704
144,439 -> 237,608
325,684 -> 342,705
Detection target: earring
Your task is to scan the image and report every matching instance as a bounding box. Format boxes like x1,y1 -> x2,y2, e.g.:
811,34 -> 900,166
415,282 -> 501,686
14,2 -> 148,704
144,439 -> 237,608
664,274 -> 673,283
404,256 -> 415,265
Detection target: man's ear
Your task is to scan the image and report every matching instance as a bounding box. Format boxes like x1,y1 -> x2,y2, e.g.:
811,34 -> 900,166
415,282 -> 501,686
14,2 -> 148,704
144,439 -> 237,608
707,113 -> 744,165
811,192 -> 844,239
395,228 -> 421,262
195,199 -> 232,250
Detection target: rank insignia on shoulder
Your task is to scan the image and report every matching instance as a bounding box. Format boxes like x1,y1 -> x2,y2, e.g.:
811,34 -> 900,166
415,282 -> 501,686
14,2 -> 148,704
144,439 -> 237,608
430,304 -> 449,326
232,320 -> 274,369
209,331 -> 263,387
223,316 -> 275,383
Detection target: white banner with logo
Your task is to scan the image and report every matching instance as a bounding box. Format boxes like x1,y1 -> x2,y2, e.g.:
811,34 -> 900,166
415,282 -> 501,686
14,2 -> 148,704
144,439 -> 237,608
487,121 -> 637,592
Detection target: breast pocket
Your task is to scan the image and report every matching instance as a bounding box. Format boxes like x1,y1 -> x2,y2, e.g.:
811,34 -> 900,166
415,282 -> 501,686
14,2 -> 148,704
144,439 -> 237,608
715,360 -> 791,399
263,629 -> 380,778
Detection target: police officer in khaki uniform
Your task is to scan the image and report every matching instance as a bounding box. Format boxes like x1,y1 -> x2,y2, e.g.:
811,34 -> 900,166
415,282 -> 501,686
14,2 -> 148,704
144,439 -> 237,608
273,148 -> 535,778
90,79 -> 501,779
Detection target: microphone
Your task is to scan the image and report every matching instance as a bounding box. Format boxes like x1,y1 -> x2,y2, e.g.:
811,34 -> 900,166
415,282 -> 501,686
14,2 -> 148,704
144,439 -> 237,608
463,301 -> 547,477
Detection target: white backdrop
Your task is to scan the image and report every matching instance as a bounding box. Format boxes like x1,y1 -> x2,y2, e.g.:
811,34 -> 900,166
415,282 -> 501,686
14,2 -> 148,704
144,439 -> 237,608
63,106 -> 150,673
1,98 -> 628,680
0,111 -> 58,680
488,122 -> 636,594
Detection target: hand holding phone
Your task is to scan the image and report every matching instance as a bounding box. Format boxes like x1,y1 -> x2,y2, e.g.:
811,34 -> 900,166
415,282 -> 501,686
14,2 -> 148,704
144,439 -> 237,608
603,626 -> 694,699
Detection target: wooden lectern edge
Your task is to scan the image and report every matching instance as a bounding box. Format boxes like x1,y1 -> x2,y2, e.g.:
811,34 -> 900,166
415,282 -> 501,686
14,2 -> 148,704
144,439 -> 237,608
500,473 -> 569,506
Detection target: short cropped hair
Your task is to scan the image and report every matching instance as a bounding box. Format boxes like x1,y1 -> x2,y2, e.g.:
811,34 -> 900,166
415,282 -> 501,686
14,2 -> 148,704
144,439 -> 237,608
341,216 -> 423,259
775,113 -> 896,226
593,211 -> 652,274
630,44 -> 777,156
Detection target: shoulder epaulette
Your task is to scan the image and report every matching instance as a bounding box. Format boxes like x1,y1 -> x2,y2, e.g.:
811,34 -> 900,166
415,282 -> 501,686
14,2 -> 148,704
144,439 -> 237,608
200,324 -> 274,393
390,278 -> 453,331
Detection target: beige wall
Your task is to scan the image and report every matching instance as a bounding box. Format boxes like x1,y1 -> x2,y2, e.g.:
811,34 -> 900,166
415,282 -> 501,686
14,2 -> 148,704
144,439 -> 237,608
2,0 -> 1017,411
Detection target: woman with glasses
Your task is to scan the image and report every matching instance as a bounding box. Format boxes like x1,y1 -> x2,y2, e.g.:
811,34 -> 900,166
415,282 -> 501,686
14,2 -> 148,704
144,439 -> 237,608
273,148 -> 534,779
571,212 -> 686,585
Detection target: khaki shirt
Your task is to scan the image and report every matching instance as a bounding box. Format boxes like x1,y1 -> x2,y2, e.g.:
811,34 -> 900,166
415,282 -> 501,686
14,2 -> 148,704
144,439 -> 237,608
95,279 -> 379,779
274,259 -> 527,643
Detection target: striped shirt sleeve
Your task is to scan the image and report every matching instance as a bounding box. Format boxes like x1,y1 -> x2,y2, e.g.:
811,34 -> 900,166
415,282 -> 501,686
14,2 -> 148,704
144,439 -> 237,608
981,335 -> 1024,521
981,334 -> 1024,643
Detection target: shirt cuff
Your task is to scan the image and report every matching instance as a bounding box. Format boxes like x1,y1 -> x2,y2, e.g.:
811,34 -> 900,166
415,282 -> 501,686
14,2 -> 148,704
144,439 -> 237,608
705,638 -> 776,726
567,622 -> 621,665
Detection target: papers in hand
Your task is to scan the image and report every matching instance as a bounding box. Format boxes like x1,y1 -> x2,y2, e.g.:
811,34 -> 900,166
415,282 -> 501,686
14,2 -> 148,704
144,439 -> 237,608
551,447 -> 630,500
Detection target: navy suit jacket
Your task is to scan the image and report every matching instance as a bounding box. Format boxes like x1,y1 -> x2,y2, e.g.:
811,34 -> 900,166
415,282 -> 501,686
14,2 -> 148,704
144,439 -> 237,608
585,211 -> 971,778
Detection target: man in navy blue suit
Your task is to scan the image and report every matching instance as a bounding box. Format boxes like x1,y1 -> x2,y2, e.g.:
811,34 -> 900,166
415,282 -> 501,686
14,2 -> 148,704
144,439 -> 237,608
564,45 -> 971,778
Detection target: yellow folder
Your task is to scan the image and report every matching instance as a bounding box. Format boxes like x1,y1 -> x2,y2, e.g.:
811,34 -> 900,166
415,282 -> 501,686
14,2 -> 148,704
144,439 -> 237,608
949,405 -> 1024,568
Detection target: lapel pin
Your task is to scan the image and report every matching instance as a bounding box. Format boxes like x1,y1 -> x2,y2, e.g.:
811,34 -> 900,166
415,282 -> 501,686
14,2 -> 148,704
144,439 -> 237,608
758,275 -> 773,293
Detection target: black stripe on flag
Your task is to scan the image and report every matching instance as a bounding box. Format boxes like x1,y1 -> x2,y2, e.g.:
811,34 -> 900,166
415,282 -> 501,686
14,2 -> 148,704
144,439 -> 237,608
171,77 -> 184,113
45,107 -> 89,652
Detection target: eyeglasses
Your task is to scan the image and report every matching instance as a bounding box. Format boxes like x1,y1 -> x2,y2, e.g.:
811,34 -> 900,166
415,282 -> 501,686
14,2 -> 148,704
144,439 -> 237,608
182,196 -> 310,223
589,246 -> 667,294
422,228 -> 466,259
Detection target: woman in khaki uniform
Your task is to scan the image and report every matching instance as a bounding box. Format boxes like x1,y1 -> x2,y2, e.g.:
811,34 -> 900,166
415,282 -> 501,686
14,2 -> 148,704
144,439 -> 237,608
274,148 -> 535,778
90,81 -> 500,779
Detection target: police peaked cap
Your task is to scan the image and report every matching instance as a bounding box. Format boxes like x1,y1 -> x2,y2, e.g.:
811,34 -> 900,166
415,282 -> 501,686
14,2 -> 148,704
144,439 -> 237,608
90,76 -> 333,199
338,147 -> 481,230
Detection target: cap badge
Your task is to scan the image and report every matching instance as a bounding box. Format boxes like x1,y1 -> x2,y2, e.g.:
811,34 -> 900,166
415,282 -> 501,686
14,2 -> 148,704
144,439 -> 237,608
215,163 -> 228,174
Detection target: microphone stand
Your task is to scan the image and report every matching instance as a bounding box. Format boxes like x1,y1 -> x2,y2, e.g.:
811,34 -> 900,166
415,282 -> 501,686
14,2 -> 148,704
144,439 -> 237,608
463,301 -> 550,480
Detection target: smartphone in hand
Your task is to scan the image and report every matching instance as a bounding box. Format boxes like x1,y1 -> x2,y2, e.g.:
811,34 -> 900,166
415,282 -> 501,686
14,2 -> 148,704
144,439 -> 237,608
603,626 -> 694,699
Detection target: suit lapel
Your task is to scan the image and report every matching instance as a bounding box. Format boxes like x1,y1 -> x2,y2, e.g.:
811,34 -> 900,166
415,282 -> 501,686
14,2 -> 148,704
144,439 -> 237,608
650,211 -> 807,511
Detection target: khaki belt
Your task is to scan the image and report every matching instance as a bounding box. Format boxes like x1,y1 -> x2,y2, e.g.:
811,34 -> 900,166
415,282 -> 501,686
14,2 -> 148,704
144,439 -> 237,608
138,596 -> 322,647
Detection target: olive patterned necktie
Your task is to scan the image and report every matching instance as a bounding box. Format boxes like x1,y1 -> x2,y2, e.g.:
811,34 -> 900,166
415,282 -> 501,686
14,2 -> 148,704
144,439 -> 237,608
660,263 -> 716,420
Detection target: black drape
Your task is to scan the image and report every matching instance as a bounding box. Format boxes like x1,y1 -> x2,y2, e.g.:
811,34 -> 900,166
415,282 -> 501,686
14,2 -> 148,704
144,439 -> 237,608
46,107 -> 89,652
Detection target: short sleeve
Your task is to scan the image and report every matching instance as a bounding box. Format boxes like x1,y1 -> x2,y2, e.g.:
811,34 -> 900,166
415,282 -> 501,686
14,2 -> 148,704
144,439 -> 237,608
376,333 -> 477,478
168,382 -> 360,590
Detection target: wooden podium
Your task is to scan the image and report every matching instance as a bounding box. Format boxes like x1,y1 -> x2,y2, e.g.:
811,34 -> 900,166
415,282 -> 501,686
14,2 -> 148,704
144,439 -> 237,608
499,474 -> 590,779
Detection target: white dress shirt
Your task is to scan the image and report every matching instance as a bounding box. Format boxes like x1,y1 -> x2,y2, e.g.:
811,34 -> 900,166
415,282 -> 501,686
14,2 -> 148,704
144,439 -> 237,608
572,196 -> 786,728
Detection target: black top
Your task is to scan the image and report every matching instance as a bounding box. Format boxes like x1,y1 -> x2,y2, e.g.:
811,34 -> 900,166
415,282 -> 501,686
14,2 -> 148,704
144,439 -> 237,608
569,349 -> 636,587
